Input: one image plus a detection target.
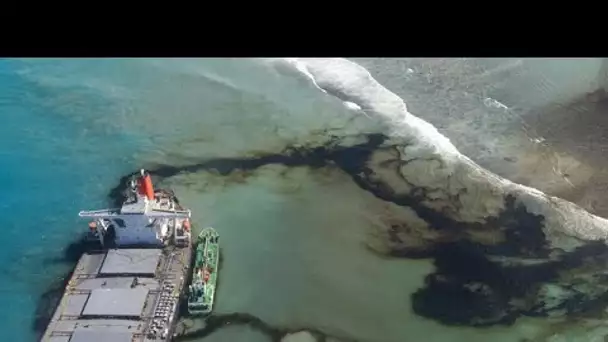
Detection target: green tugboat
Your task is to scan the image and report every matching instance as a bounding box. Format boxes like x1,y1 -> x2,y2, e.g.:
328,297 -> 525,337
187,227 -> 220,316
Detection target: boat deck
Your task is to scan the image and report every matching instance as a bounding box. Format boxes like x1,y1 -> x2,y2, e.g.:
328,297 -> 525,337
40,245 -> 192,342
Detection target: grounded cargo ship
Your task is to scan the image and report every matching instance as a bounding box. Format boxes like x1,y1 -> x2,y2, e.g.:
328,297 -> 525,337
187,227 -> 220,316
40,170 -> 193,342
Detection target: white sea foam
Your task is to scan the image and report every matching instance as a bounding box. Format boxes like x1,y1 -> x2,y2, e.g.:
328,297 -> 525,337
283,58 -> 608,246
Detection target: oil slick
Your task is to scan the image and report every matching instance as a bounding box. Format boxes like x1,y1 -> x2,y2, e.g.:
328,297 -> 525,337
33,58 -> 608,342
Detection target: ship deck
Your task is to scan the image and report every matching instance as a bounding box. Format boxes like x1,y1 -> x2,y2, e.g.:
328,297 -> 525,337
40,245 -> 192,342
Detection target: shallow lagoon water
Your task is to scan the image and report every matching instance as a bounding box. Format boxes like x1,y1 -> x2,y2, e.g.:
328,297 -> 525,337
1,58 -> 607,342
163,166 -> 561,342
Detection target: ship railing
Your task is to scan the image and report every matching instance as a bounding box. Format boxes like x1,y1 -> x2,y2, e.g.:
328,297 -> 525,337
151,251 -> 175,289
51,282 -> 84,324
68,288 -> 91,295
78,208 -> 122,217
78,208 -> 191,219
75,273 -> 98,280
147,209 -> 192,219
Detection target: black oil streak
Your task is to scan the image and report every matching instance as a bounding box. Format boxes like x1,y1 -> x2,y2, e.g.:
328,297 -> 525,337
174,312 -> 349,342
115,133 -> 608,327
174,313 -> 281,341
36,133 -> 608,337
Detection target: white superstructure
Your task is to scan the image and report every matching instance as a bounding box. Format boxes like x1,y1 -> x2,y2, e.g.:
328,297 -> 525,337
79,169 -> 192,247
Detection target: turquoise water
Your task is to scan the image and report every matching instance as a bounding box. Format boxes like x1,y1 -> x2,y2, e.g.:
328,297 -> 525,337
0,59 -> 145,341
0,58 -> 315,341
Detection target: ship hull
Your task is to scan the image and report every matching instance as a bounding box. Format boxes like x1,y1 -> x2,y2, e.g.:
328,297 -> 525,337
40,244 -> 192,342
40,173 -> 194,342
187,227 -> 220,316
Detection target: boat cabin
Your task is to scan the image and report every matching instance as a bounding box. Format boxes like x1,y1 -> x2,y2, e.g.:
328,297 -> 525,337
79,169 -> 192,248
